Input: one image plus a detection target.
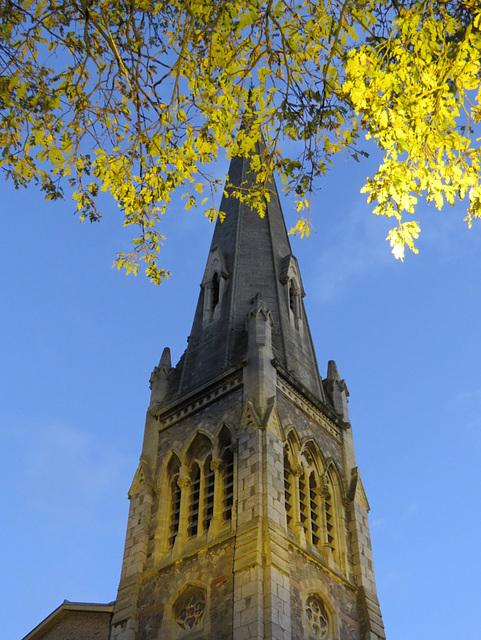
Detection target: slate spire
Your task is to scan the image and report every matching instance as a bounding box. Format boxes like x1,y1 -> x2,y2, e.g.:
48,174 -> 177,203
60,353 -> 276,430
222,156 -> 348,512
177,140 -> 326,403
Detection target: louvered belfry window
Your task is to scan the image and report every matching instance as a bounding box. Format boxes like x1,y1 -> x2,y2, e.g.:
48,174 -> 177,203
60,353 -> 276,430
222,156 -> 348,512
188,464 -> 201,538
299,469 -> 308,531
309,472 -> 320,547
284,450 -> 293,530
203,456 -> 215,532
168,470 -> 181,548
222,446 -> 234,522
325,478 -> 335,554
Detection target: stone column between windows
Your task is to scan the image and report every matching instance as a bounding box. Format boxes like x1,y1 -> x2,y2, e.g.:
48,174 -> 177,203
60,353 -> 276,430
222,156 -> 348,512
175,473 -> 191,548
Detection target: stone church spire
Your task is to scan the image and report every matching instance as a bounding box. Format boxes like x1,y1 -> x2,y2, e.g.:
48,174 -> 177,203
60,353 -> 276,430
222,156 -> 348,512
110,139 -> 385,640
175,141 -> 326,403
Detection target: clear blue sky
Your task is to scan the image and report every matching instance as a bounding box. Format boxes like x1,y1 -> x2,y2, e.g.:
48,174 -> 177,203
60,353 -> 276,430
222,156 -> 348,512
1,150 -> 480,640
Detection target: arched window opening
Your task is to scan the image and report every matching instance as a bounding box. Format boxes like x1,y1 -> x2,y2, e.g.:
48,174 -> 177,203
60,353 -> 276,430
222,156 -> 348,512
305,594 -> 329,639
288,278 -> 302,331
203,456 -> 214,532
169,472 -> 181,548
202,248 -> 227,324
211,272 -> 220,312
222,446 -> 234,522
325,483 -> 335,555
167,456 -> 181,549
299,469 -> 308,531
188,464 -> 201,539
174,588 -> 206,632
289,281 -> 296,313
284,450 -> 293,531
309,473 -> 320,547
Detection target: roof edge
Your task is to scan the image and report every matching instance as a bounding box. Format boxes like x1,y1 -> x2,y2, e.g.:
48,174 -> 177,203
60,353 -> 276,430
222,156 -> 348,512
22,601 -> 114,640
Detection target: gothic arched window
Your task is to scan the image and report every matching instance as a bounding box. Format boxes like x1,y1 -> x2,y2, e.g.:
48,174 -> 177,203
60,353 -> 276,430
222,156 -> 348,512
201,248 -> 228,323
324,470 -> 344,566
174,587 -> 206,633
280,254 -> 304,332
167,456 -> 181,549
203,455 -> 215,532
305,594 -> 329,639
188,463 -> 201,539
284,448 -> 294,531
299,467 -> 308,531
222,443 -> 234,523
298,457 -> 322,549
309,472 -> 321,547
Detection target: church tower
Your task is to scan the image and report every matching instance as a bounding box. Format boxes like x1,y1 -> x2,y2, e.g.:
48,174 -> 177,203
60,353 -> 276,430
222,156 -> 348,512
110,145 -> 386,640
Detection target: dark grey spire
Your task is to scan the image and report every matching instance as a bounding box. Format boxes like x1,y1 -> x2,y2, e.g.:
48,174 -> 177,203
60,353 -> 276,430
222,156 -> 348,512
177,141 -> 325,402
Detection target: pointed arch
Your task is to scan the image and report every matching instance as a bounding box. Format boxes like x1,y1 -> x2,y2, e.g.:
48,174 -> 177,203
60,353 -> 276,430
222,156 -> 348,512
284,445 -> 294,532
201,247 -> 228,323
215,423 -> 233,451
285,427 -> 301,462
184,431 -> 213,467
280,255 -> 305,331
301,438 -> 326,477
202,454 -> 214,532
156,447 -> 183,489
166,453 -> 182,549
283,428 -> 301,534
217,424 -> 235,525
183,432 -> 215,540
323,461 -> 347,573
296,441 -> 325,550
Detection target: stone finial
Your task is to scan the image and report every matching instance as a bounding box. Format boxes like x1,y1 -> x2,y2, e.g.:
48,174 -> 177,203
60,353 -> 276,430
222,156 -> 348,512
326,359 -> 341,382
149,347 -> 173,409
158,347 -> 172,371
323,360 -> 350,422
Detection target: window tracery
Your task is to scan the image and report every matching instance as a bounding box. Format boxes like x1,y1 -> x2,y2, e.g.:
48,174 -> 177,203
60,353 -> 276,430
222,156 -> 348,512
305,594 -> 329,639
161,427 -> 235,555
174,588 -> 206,633
282,435 -> 345,569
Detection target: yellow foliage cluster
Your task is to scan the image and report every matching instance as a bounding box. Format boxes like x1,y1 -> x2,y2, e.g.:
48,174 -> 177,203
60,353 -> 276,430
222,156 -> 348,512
0,1 -> 480,279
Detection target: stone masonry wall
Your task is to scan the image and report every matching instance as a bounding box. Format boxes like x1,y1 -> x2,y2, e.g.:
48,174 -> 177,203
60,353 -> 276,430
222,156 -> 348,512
288,548 -> 360,640
136,537 -> 235,640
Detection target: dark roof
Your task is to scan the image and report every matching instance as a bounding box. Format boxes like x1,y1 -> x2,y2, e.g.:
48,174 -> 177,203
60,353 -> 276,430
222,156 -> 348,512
175,140 -> 325,403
